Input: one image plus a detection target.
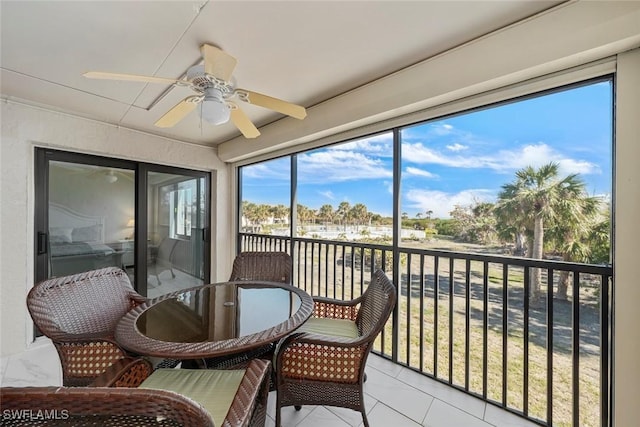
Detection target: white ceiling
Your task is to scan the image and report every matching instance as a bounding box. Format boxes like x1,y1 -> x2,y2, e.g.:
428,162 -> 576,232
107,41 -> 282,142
0,1 -> 561,148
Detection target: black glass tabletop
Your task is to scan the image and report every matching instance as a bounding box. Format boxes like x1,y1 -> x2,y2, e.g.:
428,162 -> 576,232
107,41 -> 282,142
137,283 -> 304,343
115,281 -> 313,359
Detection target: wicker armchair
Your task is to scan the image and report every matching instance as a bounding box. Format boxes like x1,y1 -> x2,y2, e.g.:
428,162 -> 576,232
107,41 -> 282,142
196,251 -> 293,370
1,361 -> 271,427
26,267 -> 152,387
0,386 -> 214,426
228,251 -> 292,284
275,269 -> 397,427
0,358 -> 271,426
139,358 -> 271,427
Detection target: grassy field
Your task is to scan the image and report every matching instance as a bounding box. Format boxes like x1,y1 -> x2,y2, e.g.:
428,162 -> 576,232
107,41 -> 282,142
292,236 -> 606,427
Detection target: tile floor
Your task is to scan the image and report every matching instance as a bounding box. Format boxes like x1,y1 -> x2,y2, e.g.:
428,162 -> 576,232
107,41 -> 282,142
267,354 -> 539,427
1,338 -> 539,427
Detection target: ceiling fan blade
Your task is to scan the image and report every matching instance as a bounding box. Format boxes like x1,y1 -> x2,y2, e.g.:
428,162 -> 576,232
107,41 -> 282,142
83,71 -> 181,85
201,44 -> 237,82
230,107 -> 260,139
238,89 -> 307,120
155,96 -> 200,128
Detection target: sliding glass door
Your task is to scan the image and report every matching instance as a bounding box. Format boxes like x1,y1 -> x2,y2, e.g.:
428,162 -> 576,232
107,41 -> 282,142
35,149 -> 210,297
145,170 -> 207,298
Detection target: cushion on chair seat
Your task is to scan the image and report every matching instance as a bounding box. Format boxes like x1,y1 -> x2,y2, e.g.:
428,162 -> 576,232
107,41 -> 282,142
274,318 -> 359,367
297,317 -> 359,338
139,368 -> 245,426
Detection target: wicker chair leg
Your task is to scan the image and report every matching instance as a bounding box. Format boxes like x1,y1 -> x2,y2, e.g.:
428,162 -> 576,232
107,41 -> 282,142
294,405 -> 301,411
275,398 -> 282,427
361,409 -> 370,427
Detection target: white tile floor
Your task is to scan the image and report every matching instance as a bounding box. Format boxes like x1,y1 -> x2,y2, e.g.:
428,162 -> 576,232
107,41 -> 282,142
1,339 -> 539,427
267,354 -> 539,427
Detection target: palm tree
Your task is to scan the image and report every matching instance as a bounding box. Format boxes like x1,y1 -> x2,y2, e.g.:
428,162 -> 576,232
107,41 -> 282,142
255,204 -> 271,224
350,203 -> 368,231
297,204 -> 311,226
585,207 -> 611,264
318,204 -> 334,227
370,213 -> 383,225
241,201 -> 258,227
494,193 -> 531,256
495,163 -> 589,300
425,210 -> 434,230
547,195 -> 603,299
337,201 -> 351,231
271,204 -> 290,225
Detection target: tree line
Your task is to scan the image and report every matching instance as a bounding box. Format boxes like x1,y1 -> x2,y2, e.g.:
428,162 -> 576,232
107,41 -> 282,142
242,162 -> 610,300
242,201 -> 388,229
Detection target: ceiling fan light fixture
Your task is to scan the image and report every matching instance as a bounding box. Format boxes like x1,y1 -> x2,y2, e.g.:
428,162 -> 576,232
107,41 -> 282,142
104,171 -> 118,183
201,88 -> 230,125
84,44 -> 306,137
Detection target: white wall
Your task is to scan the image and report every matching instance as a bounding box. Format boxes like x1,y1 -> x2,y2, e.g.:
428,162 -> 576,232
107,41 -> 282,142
0,102 -> 233,357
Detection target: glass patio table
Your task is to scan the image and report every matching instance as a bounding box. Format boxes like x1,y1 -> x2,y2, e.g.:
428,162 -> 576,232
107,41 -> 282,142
115,280 -> 314,360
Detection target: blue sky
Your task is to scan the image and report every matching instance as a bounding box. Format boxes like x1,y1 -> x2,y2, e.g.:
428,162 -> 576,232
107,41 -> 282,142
242,80 -> 612,219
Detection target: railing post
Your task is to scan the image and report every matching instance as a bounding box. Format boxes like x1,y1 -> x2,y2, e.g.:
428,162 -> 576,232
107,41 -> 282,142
391,127 -> 402,364
290,154 -> 298,285
601,274 -> 611,427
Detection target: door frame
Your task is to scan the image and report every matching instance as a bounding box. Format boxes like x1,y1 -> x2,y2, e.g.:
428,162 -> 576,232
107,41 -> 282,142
34,148 -> 211,296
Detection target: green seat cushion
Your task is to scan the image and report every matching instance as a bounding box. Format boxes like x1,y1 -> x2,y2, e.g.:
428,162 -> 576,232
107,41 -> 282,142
139,368 -> 245,426
298,317 -> 359,338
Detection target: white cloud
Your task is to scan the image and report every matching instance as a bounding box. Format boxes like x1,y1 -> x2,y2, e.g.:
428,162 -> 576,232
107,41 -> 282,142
404,167 -> 438,179
557,158 -> 602,176
404,188 -> 495,219
402,142 -> 600,175
241,161 -> 290,180
319,190 -> 335,200
328,134 -> 393,157
385,181 -> 393,195
431,123 -> 454,136
446,143 -> 468,152
495,144 -> 601,175
403,122 -> 482,146
402,143 -> 480,168
298,150 -> 392,183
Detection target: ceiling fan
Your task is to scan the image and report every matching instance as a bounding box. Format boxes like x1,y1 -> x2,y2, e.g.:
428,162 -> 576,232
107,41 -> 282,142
83,44 -> 307,138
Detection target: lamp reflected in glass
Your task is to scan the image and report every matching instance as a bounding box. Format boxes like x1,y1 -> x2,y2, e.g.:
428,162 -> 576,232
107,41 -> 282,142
126,219 -> 135,240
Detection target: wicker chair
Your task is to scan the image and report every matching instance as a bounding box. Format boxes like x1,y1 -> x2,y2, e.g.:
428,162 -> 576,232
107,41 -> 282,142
0,358 -> 271,427
228,251 -> 292,284
274,269 -> 397,427
138,358 -> 271,427
0,386 -> 214,426
26,267 -> 152,387
197,251 -> 293,371
148,237 -> 178,285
